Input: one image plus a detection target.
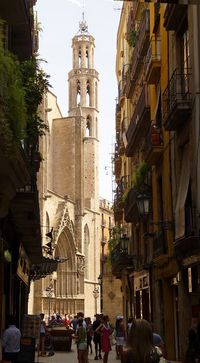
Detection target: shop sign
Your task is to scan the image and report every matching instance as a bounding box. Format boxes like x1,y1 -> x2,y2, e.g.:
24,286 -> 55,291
17,244 -> 30,285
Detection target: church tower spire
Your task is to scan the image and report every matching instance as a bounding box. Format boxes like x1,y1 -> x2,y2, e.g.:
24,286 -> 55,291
68,19 -> 99,209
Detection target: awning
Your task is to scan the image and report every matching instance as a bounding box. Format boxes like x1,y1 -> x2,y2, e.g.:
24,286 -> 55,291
175,144 -> 190,239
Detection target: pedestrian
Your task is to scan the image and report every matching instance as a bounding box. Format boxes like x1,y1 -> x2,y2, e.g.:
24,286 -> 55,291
153,331 -> 167,358
93,314 -> 102,360
72,315 -> 78,331
76,318 -> 88,363
121,319 -> 160,363
85,317 -> 93,354
2,315 -> 21,363
39,313 -> 47,356
115,317 -> 126,360
96,315 -> 112,363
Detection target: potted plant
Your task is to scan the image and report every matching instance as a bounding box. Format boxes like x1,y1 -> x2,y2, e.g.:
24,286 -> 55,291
150,125 -> 163,146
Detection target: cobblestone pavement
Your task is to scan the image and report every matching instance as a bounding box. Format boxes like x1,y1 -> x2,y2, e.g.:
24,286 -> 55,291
39,341 -> 118,363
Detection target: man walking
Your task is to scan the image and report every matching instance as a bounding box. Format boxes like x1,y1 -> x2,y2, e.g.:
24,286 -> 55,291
2,315 -> 21,363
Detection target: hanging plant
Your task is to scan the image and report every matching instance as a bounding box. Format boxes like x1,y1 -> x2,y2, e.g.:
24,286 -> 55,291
131,161 -> 149,191
20,57 -> 51,145
0,36 -> 27,154
126,29 -> 138,47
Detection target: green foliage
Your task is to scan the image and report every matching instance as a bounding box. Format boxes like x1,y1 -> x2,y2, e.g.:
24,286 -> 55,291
0,22 -> 50,155
107,226 -> 125,265
20,57 -> 50,144
0,38 -> 26,153
126,29 -> 138,47
121,190 -> 129,203
131,162 -> 149,191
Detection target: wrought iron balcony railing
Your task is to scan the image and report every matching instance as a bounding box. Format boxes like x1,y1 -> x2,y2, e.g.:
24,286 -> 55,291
126,85 -> 151,156
162,68 -> 192,130
145,36 -> 161,84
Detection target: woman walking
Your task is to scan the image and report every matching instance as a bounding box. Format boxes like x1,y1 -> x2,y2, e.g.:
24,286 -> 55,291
115,317 -> 126,359
96,315 -> 112,363
121,319 -> 160,363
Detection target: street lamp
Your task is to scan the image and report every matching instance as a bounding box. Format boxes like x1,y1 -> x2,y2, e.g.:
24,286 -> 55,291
98,274 -> 103,313
120,234 -> 129,251
46,285 -> 54,322
93,287 -> 99,315
136,192 -> 150,217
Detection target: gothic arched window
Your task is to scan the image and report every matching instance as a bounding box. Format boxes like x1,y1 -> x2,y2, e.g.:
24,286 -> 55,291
95,82 -> 98,109
78,48 -> 81,68
86,115 -> 92,137
84,224 -> 90,279
77,80 -> 81,106
86,48 -> 89,68
95,117 -> 98,139
86,80 -> 90,107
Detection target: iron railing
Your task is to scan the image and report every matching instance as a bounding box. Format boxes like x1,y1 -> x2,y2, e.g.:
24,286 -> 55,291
162,68 -> 192,124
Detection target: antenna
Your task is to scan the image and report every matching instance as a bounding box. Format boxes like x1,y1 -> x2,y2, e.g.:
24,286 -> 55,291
82,0 -> 85,19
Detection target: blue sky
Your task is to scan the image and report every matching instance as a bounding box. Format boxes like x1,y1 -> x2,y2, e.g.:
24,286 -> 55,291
35,0 -> 122,202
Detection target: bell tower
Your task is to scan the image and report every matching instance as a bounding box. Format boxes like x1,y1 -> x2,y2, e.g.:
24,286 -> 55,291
68,16 -> 99,210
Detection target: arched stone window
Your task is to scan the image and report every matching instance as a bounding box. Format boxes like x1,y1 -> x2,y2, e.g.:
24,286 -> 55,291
78,48 -> 81,68
95,82 -> 98,109
77,80 -> 81,106
95,117 -> 98,139
86,115 -> 92,137
86,80 -> 90,107
84,224 -> 90,279
46,212 -> 50,242
86,48 -> 89,68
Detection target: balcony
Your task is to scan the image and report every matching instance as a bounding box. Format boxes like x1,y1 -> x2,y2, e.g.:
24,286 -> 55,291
118,79 -> 126,106
11,186 -> 43,264
116,103 -> 121,131
126,85 -> 151,156
175,216 -> 200,260
114,186 -> 124,222
124,187 -> 139,223
175,236 -> 200,261
127,7 -> 135,35
125,10 -> 150,99
114,155 -> 122,180
163,4 -> 187,31
145,36 -> 161,85
0,0 -> 34,60
153,230 -> 167,259
144,126 -> 163,165
136,9 -> 150,58
162,68 -> 192,131
110,243 -> 136,278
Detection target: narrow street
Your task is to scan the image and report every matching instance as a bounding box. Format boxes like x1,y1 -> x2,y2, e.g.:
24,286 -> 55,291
39,342 -> 118,363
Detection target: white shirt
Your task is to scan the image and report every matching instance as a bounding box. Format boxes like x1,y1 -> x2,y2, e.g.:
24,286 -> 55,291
2,325 -> 21,353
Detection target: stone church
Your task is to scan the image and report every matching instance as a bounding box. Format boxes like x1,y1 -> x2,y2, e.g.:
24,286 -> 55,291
29,18 -> 100,318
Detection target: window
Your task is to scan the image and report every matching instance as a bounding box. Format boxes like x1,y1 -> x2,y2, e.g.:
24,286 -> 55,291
84,225 -> 90,279
78,48 -> 81,68
86,48 -> 89,68
86,80 -> 90,106
77,80 -> 81,106
86,115 -> 92,136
